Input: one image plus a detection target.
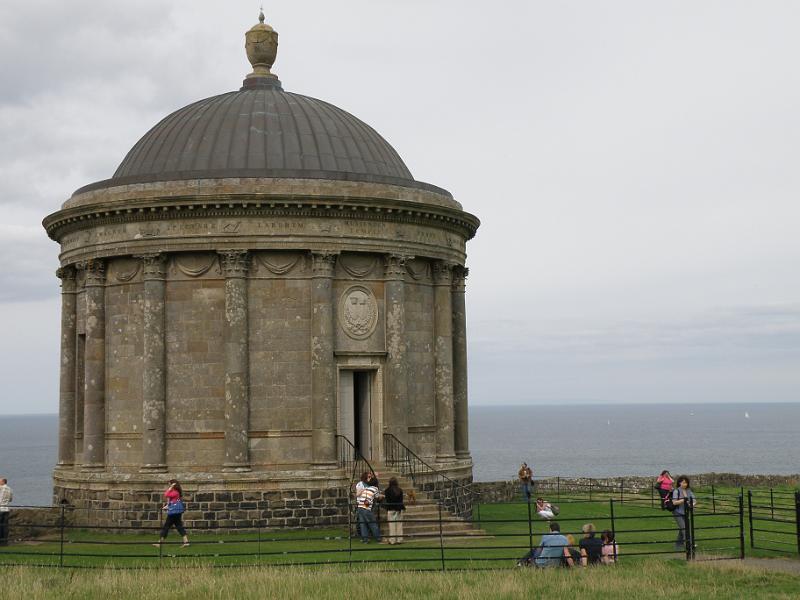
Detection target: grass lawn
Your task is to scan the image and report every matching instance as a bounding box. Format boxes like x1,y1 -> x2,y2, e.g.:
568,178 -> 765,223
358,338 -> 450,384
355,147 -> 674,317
0,486 -> 795,569
3,559 -> 800,599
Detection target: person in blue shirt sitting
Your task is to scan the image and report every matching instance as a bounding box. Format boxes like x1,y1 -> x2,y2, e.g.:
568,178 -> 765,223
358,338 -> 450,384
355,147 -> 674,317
535,521 -> 574,567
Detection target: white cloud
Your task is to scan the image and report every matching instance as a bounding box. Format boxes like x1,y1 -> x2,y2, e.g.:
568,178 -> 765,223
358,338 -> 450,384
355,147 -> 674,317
0,0 -> 798,412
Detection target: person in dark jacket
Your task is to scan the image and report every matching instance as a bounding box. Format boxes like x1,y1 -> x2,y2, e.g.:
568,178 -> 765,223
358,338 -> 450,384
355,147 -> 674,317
383,477 -> 405,544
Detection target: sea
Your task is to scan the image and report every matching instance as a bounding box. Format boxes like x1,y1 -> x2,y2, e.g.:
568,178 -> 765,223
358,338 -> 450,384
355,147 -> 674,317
1,403 -> 798,506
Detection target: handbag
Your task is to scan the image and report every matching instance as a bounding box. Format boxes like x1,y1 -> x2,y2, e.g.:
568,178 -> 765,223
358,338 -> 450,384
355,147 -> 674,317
167,499 -> 185,516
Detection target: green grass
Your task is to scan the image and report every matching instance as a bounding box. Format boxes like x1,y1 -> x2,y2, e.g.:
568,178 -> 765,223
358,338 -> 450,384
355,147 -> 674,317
0,487 -> 795,569
2,560 -> 800,599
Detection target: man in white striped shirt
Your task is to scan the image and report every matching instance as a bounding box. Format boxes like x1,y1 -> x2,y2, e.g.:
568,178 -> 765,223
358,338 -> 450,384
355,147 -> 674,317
356,476 -> 382,543
0,478 -> 12,546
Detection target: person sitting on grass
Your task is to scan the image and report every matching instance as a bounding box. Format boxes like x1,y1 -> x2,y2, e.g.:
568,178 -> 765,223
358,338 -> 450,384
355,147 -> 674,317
579,523 -> 603,566
535,497 -> 555,520
565,533 -> 581,566
534,521 -> 574,568
600,529 -> 619,564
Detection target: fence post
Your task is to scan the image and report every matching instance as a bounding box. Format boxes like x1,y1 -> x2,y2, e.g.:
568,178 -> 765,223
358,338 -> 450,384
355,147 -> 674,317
738,491 -> 745,559
609,498 -> 617,563
711,484 -> 716,514
747,490 -> 754,549
526,494 -> 533,553
649,481 -> 653,508
158,506 -> 164,564
795,491 -> 800,557
770,488 -> 774,520
438,503 -> 446,572
59,503 -> 65,568
687,500 -> 695,560
257,523 -> 261,562
557,477 -> 561,501
348,491 -> 353,569
589,479 -> 593,502
620,478 -> 624,503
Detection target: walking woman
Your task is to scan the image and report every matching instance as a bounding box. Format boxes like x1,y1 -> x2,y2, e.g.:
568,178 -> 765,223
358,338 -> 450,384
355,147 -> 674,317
383,477 -> 405,544
154,479 -> 189,548
655,470 -> 674,508
671,475 -> 696,551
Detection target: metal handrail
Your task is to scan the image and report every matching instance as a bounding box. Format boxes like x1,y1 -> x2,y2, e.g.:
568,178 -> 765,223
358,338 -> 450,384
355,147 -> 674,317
382,433 -> 478,518
335,434 -> 377,485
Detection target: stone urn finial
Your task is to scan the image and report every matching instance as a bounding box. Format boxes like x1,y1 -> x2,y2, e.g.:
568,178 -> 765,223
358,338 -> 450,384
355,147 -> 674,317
242,9 -> 282,90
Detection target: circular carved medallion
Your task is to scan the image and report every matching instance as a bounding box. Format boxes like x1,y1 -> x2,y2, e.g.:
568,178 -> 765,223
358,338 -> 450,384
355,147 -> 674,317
339,285 -> 378,340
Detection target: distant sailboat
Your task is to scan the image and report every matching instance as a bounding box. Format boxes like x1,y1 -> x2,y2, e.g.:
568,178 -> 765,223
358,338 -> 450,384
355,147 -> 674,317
607,420 -> 611,426
745,411 -> 750,419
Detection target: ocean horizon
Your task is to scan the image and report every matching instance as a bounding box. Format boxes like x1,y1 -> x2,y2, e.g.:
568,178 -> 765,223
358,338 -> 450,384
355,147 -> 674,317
1,402 -> 798,506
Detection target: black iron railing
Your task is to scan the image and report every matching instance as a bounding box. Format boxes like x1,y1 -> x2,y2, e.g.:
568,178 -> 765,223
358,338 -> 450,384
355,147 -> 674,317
336,434 -> 376,485
382,433 -> 477,519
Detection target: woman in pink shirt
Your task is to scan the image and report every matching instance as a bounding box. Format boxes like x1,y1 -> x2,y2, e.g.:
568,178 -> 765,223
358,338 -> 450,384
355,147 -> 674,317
153,479 -> 189,548
655,470 -> 674,509
600,529 -> 619,564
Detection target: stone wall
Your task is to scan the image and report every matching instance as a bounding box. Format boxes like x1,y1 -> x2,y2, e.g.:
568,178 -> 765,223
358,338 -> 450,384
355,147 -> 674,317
473,473 -> 800,503
53,484 -> 351,530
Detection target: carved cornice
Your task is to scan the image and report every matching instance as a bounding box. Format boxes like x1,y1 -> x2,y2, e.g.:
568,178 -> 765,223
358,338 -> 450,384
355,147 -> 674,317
43,196 -> 480,243
451,265 -> 469,293
79,259 -> 106,287
432,260 -> 454,285
218,250 -> 251,278
310,251 -> 338,277
137,253 -> 168,280
384,253 -> 411,280
56,265 -> 77,293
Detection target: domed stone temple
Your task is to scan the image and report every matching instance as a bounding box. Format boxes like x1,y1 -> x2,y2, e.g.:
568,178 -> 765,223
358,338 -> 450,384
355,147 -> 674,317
43,14 -> 479,526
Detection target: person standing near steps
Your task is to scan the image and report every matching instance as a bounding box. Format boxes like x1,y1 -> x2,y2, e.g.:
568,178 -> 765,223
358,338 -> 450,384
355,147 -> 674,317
153,479 -> 190,549
383,477 -> 405,545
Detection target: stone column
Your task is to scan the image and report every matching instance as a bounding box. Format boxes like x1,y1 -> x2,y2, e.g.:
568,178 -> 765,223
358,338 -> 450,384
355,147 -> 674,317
57,266 -> 78,467
433,261 -> 455,461
384,254 -> 409,444
82,259 -> 106,471
140,253 -> 168,472
219,250 -> 251,471
452,266 -> 470,459
310,251 -> 338,467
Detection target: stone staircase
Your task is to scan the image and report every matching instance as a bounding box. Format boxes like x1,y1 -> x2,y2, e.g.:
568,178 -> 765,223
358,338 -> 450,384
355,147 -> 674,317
374,469 -> 488,542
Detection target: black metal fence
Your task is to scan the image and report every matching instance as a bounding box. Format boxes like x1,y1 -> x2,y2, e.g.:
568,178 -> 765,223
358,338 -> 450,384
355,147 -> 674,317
747,489 -> 800,556
0,494 -> 746,570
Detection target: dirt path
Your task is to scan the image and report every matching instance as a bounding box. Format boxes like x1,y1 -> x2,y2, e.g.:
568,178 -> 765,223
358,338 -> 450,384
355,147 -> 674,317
737,557 -> 800,576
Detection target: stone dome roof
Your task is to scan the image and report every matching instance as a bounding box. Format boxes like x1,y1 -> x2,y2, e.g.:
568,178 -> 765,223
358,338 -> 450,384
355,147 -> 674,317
111,88 -> 414,186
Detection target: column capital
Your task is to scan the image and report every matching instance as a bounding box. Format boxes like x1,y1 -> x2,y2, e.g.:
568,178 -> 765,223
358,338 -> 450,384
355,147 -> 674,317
432,260 -> 455,285
56,265 -> 78,292
136,253 -> 169,280
310,251 -> 338,277
79,259 -> 106,287
218,250 -> 251,278
451,265 -> 469,293
384,253 -> 413,280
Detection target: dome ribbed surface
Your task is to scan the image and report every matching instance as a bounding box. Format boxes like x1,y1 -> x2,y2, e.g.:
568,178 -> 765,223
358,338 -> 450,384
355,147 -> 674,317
113,89 -> 414,182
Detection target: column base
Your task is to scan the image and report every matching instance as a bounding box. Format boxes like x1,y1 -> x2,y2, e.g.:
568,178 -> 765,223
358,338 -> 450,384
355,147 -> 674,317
436,454 -> 456,463
222,464 -> 252,473
139,464 -> 168,473
455,452 -> 471,459
80,463 -> 106,472
311,461 -> 339,470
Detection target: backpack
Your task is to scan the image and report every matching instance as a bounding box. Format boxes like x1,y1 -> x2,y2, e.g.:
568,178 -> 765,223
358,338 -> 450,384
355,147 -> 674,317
663,493 -> 677,512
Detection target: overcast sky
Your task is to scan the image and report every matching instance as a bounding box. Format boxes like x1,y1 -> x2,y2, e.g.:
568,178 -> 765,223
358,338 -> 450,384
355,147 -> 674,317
1,1 -> 798,414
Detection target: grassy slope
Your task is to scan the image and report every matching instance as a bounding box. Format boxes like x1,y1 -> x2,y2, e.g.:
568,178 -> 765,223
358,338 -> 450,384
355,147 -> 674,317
4,560 -> 800,600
